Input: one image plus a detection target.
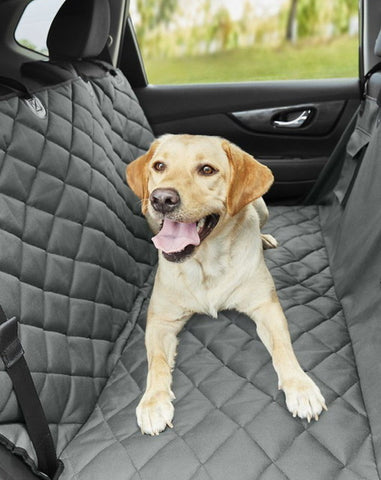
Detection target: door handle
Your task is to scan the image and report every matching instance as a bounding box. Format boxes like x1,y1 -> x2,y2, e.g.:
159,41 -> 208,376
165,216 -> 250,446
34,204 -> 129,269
273,109 -> 312,128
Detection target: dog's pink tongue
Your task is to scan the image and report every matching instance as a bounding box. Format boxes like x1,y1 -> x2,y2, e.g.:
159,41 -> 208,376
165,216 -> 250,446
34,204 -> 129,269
152,218 -> 200,253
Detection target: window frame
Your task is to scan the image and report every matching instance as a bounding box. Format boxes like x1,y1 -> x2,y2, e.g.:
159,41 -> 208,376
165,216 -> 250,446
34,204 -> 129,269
118,14 -> 149,87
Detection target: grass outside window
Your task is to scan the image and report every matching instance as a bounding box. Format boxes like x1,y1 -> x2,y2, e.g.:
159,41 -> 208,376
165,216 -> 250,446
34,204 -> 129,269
145,35 -> 357,84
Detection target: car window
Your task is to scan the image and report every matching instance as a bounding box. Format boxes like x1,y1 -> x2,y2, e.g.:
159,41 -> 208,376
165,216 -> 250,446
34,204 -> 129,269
15,0 -> 65,55
130,0 -> 358,84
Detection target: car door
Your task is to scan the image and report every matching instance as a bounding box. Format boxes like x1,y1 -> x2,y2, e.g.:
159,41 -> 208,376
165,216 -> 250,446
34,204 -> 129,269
118,0 -> 361,204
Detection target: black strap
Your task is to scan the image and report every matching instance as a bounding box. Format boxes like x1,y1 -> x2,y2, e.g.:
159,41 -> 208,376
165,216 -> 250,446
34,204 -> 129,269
0,76 -> 32,98
90,59 -> 118,76
340,146 -> 367,208
0,306 -> 60,479
361,61 -> 381,102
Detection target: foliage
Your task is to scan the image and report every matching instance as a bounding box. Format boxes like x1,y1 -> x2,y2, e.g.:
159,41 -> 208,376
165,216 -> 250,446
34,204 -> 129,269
18,38 -> 48,56
145,35 -> 357,84
296,0 -> 358,38
18,38 -> 37,50
297,0 -> 319,38
131,0 -> 358,60
333,0 -> 358,34
134,0 -> 179,45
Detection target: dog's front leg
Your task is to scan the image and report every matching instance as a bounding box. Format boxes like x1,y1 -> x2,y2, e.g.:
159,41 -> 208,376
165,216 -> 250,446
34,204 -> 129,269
245,296 -> 327,421
136,312 -> 188,435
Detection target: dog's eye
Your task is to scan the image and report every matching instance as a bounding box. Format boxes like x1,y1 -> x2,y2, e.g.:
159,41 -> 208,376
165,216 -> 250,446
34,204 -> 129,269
153,162 -> 166,172
199,165 -> 216,176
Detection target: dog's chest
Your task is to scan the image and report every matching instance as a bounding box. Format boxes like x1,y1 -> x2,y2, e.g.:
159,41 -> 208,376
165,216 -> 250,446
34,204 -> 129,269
169,217 -> 264,317
179,251 -> 241,317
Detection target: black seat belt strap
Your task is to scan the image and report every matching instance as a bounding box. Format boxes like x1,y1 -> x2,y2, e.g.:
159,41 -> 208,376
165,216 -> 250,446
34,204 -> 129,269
0,76 -> 33,98
0,306 -> 62,479
360,61 -> 381,99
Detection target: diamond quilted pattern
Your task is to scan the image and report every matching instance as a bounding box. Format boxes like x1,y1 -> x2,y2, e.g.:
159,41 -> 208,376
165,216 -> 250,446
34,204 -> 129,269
0,69 -> 379,479
60,205 -> 379,480
0,74 -> 157,458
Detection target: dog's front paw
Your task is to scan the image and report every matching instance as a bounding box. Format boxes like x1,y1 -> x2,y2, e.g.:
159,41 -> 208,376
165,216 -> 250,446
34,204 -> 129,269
281,374 -> 327,422
136,390 -> 174,435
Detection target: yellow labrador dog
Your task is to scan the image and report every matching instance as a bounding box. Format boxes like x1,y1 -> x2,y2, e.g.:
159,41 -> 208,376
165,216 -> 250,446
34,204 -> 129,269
126,134 -> 326,435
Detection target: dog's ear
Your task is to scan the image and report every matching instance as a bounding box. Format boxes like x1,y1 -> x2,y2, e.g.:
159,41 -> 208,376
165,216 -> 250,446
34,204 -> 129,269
126,140 -> 159,214
222,140 -> 274,216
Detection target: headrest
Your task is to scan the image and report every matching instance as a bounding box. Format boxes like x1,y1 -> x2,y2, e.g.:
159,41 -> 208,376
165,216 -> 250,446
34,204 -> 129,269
375,29 -> 381,57
47,0 -> 110,60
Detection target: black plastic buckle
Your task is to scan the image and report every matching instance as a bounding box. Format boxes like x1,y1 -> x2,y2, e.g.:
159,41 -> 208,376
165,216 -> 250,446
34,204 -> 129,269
0,317 -> 24,369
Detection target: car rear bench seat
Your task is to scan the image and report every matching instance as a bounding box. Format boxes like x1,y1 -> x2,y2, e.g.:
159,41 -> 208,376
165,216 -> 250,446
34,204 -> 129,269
0,1 -> 380,479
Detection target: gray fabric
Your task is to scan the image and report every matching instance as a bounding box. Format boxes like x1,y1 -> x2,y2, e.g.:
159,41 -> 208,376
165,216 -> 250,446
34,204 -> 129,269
59,206 -> 378,480
320,96 -> 381,476
0,72 -> 156,461
332,97 -> 379,205
0,65 -> 380,479
375,29 -> 381,57
368,72 -> 381,100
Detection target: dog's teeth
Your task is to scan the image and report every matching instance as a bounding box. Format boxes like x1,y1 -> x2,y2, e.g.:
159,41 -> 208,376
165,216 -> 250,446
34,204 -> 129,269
197,218 -> 205,233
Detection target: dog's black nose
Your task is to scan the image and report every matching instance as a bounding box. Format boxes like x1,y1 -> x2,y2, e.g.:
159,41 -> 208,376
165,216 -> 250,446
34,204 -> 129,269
150,188 -> 180,213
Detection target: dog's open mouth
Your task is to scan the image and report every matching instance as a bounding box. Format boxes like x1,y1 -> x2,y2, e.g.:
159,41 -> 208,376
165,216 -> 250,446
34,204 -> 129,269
152,214 -> 220,262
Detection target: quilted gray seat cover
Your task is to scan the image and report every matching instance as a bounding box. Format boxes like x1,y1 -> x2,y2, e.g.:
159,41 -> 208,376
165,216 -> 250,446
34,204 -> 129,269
0,73 -> 157,459
0,69 -> 380,479
59,205 -> 378,480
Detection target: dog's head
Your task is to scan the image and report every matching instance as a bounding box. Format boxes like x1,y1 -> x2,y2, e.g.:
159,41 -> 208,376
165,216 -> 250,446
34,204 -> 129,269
126,134 -> 273,262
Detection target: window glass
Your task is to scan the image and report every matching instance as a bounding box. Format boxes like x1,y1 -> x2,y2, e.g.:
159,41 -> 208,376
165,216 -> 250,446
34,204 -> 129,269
130,0 -> 358,84
15,0 -> 65,55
